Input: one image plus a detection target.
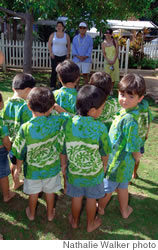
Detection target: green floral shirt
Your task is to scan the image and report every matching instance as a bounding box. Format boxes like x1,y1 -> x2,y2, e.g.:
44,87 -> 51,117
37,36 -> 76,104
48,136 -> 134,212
1,97 -> 32,142
138,99 -> 153,146
97,96 -> 121,131
106,107 -> 142,183
63,115 -> 111,187
53,87 -> 77,114
0,116 -> 9,146
12,114 -> 68,180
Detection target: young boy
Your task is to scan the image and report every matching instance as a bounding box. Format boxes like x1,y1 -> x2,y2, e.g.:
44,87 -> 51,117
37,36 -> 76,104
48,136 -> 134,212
53,59 -> 80,114
132,97 -> 153,178
98,73 -> 145,219
1,73 -> 36,189
61,85 -> 111,232
12,87 -> 66,221
89,72 -> 121,131
0,93 -> 15,202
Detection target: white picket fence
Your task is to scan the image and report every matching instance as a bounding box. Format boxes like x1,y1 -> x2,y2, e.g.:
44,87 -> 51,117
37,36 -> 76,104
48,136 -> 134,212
143,42 -> 158,59
0,33 -> 130,73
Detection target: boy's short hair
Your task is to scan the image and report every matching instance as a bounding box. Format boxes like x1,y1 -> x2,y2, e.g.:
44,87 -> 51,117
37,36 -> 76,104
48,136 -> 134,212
118,73 -> 146,97
12,73 -> 36,90
28,87 -> 55,113
89,72 -> 112,97
76,85 -> 106,116
56,60 -> 80,85
0,92 -> 2,102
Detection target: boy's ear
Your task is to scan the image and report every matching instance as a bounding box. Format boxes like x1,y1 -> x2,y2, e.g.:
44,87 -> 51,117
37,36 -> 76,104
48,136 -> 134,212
57,75 -> 63,85
45,105 -> 55,115
87,107 -> 96,116
138,95 -> 144,103
27,103 -> 32,111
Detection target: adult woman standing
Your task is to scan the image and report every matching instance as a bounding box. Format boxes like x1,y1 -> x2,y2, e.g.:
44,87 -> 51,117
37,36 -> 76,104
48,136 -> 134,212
48,21 -> 70,90
102,29 -> 120,91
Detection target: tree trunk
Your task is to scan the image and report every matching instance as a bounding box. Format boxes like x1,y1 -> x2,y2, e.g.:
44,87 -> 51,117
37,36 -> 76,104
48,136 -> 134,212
23,12 -> 34,73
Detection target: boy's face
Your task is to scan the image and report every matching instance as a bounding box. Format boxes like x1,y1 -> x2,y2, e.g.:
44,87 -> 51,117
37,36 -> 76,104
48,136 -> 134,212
118,91 -> 143,109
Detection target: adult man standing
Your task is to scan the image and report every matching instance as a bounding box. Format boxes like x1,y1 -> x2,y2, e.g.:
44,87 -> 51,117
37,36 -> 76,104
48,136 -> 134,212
72,22 -> 93,85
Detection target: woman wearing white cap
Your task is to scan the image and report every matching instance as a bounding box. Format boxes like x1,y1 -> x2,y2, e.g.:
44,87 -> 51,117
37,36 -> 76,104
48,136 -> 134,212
72,22 -> 93,85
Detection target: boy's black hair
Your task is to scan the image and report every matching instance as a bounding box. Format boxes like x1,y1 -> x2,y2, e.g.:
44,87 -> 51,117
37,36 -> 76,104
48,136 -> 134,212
76,85 -> 106,116
0,92 -> 2,102
56,59 -> 80,85
12,73 -> 36,90
118,73 -> 146,97
28,87 -> 55,113
89,72 -> 112,97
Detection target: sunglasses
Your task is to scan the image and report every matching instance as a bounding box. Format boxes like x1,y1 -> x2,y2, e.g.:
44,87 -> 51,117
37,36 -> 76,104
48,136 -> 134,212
79,27 -> 86,29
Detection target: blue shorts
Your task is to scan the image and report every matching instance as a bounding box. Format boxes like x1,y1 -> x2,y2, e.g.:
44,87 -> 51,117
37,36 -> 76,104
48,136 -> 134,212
66,181 -> 105,199
9,151 -> 17,165
104,178 -> 128,193
140,146 -> 144,154
0,147 -> 11,178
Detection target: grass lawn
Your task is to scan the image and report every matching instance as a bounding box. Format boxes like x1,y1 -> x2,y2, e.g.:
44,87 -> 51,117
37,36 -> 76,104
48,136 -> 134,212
0,70 -> 158,240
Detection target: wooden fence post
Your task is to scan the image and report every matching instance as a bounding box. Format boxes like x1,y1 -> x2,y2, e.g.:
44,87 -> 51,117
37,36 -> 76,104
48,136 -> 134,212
0,33 -> 6,71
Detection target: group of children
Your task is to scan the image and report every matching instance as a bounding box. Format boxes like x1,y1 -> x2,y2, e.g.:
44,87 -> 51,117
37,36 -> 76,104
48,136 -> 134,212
0,59 -> 152,233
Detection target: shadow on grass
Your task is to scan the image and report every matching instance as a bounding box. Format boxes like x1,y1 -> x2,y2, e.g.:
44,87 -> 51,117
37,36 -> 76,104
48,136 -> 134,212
1,190 -> 158,240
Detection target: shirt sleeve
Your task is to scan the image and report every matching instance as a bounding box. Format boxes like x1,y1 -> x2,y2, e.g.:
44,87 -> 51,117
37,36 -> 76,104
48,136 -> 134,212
123,119 -> 141,152
12,126 -> 27,160
72,36 -> 78,56
85,36 -> 93,57
148,107 -> 153,124
18,104 -> 33,125
0,118 -> 9,138
99,125 -> 112,156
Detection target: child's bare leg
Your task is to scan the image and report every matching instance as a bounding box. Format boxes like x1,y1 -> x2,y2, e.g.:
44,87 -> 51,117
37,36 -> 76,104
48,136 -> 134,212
98,193 -> 112,215
86,198 -> 101,233
118,188 -> 133,218
133,160 -> 140,179
45,193 -> 55,221
0,234 -> 3,240
69,196 -> 83,229
11,163 -> 23,189
26,193 -> 39,221
0,176 -> 15,202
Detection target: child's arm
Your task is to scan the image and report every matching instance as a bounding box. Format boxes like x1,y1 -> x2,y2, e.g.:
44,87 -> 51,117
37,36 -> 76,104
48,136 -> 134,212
132,152 -> 142,164
101,155 -> 109,173
54,103 -> 66,113
60,153 -> 68,193
2,136 -> 11,151
14,159 -> 23,180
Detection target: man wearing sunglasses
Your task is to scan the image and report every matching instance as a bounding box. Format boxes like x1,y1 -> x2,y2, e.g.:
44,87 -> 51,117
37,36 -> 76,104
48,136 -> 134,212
72,22 -> 93,85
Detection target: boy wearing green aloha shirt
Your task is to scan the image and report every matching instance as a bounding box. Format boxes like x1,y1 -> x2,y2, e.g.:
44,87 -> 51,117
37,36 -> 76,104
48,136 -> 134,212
98,73 -> 145,219
53,59 -> 80,115
0,92 -> 15,202
89,72 -> 121,131
132,98 -> 153,179
12,87 -> 67,221
1,73 -> 36,189
61,85 -> 111,233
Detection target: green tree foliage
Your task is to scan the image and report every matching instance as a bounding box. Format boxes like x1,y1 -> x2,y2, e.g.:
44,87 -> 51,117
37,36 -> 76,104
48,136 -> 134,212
0,0 -> 155,73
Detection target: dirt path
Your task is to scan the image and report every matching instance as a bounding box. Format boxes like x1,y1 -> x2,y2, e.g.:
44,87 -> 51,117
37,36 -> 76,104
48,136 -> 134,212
127,69 -> 158,103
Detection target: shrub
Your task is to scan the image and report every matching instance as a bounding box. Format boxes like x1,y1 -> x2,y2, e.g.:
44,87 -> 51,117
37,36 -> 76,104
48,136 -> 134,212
128,55 -> 157,70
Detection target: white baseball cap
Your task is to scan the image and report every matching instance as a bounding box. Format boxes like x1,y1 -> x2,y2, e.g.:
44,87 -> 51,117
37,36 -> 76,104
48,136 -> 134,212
79,22 -> 87,28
